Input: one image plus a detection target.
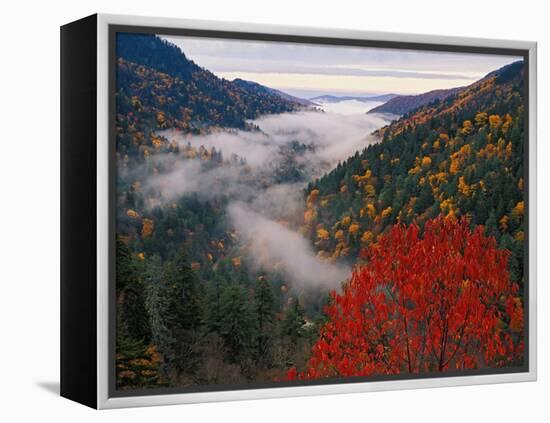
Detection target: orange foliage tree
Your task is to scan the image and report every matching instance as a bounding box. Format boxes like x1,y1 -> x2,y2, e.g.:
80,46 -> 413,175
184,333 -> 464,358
288,216 -> 523,380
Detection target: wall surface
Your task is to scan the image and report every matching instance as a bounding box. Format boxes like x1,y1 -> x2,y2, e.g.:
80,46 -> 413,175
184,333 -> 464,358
0,0 -> 547,420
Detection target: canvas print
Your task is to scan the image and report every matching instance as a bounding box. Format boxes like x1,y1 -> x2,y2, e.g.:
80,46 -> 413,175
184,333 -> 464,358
114,31 -> 527,392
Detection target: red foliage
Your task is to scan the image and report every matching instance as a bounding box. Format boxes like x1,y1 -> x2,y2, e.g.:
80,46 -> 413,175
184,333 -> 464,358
288,216 -> 524,380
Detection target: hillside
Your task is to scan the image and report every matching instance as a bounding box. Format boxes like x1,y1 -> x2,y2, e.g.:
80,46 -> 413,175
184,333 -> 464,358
302,60 -> 526,284
115,34 -> 301,159
368,86 -> 463,115
232,78 -> 316,106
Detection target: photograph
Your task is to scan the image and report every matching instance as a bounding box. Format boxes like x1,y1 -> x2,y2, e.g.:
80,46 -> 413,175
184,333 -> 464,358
113,30 -> 527,392
1,0 -> 548,420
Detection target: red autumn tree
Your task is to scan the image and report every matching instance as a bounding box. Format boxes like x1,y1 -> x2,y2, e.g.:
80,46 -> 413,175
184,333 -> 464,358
288,216 -> 524,380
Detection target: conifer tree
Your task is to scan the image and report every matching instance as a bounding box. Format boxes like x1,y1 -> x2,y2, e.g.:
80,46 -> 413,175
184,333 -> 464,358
219,284 -> 258,365
254,278 -> 276,359
282,298 -> 306,342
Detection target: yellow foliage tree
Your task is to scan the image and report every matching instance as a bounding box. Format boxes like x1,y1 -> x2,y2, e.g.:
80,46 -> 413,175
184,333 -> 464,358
458,176 -> 471,197
360,231 -> 373,244
440,198 -> 455,215
499,215 -> 509,232
512,201 -> 524,219
307,189 -> 320,206
364,184 -> 375,196
366,203 -> 376,219
141,218 -> 154,238
127,209 -> 139,219
475,112 -> 488,126
349,223 -> 360,235
317,228 -> 330,240
502,113 -> 513,133
156,111 -> 166,126
461,120 -> 473,135
151,137 -> 163,150
450,144 -> 472,175
515,231 -> 524,242
304,209 -> 316,225
505,141 -> 513,159
489,114 -> 501,130
381,207 -> 393,219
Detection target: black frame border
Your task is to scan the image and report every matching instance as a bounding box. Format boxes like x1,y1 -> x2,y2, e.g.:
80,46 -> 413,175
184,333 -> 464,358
60,13 -> 98,409
107,23 -> 530,399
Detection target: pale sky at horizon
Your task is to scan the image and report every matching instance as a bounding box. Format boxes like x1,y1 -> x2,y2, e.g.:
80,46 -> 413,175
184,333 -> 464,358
161,35 -> 522,98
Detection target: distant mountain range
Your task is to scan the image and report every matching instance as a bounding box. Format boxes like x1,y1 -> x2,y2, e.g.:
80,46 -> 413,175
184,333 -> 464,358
367,87 -> 464,115
368,61 -> 524,118
373,60 -> 524,139
232,79 -> 317,107
310,94 -> 398,104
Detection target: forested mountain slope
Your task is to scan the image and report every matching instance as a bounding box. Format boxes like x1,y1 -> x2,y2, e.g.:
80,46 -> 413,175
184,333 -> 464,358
114,34 -> 322,390
303,60 -> 526,284
232,78 -> 316,106
115,34 -> 301,159
368,86 -> 463,115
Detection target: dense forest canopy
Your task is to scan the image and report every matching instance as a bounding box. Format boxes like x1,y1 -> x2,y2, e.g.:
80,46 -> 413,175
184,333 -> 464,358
304,61 -> 525,283
114,33 -> 526,391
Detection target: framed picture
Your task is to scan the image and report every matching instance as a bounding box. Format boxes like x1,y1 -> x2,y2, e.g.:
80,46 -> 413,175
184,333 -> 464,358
60,14 -> 537,409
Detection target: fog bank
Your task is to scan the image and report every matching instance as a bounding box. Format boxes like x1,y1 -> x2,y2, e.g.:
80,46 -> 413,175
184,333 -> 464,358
228,202 -> 351,289
161,110 -> 389,176
137,109 -> 390,289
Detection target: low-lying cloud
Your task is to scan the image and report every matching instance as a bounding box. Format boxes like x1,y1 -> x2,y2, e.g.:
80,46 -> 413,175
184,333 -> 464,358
133,110 -> 390,289
146,110 -> 390,215
136,157 -> 259,207
228,202 -> 351,289
161,110 -> 389,176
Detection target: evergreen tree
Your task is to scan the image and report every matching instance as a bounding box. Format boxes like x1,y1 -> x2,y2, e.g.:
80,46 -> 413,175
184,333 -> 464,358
116,336 -> 161,390
115,239 -> 159,388
219,284 -> 258,366
254,278 -> 276,360
116,238 -> 150,343
143,255 -> 173,377
204,274 -> 226,333
163,248 -> 202,374
485,211 -> 499,239
281,298 -> 306,342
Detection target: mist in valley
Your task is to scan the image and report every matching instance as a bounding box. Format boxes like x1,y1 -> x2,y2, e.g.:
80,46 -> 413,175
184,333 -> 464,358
133,108 -> 391,290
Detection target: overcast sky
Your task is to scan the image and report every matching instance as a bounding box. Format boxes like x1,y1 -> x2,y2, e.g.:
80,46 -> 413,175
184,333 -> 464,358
161,35 -> 521,98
